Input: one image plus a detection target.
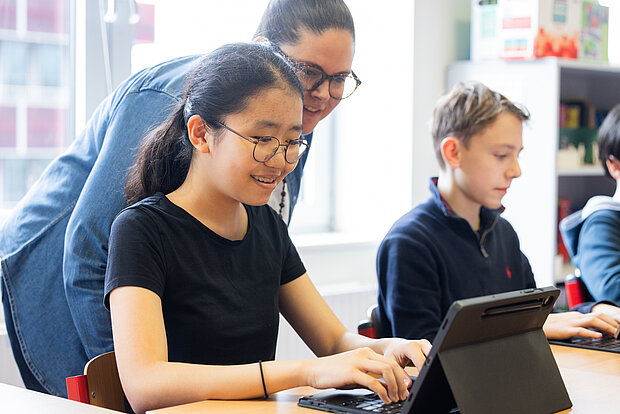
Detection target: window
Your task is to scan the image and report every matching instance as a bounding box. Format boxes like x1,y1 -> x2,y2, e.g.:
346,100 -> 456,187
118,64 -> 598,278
0,0 -> 72,210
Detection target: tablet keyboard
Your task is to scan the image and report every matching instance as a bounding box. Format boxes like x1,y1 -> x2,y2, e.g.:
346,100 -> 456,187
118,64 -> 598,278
568,335 -> 620,351
344,395 -> 404,413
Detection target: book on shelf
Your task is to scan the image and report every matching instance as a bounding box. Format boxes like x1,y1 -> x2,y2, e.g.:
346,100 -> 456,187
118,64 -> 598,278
560,99 -> 596,128
558,99 -> 606,167
557,198 -> 573,264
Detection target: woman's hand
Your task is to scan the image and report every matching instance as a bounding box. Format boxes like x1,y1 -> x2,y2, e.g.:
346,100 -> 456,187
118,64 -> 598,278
304,347 -> 412,404
544,311 -> 619,340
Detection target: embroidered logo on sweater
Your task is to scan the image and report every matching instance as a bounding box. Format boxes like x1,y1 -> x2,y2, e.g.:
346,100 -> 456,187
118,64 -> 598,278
506,266 -> 512,279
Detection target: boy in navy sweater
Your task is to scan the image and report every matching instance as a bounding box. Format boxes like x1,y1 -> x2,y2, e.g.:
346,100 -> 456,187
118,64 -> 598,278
377,81 -> 620,342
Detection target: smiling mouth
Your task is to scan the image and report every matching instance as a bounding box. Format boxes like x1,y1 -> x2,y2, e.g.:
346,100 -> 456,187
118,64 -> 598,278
304,105 -> 321,113
252,175 -> 278,184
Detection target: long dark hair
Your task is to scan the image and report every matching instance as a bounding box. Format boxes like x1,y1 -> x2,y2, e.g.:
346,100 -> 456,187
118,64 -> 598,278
125,42 -> 303,205
255,0 -> 355,45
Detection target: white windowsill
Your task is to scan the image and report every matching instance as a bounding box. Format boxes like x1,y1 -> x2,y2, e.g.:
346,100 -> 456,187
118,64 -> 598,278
292,231 -> 380,249
292,232 -> 381,290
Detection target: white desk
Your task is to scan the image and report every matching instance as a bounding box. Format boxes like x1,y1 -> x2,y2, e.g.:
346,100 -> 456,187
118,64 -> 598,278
0,382 -> 119,413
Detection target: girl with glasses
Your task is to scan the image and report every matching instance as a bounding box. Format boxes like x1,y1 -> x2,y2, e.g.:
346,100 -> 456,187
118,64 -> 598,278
106,42 -> 429,414
0,0 -> 363,396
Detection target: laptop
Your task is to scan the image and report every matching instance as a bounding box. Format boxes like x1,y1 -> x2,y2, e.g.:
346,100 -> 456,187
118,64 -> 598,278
298,287 -> 572,414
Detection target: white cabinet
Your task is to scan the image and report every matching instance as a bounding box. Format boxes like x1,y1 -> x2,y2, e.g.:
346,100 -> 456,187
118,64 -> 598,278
447,58 -> 620,288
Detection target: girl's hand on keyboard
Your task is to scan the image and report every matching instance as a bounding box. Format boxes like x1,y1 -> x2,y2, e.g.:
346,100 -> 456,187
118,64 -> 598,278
304,347 -> 410,404
380,337 -> 432,376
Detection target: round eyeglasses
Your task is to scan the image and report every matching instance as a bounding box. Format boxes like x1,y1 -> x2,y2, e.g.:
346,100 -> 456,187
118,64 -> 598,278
212,121 -> 308,164
296,63 -> 362,100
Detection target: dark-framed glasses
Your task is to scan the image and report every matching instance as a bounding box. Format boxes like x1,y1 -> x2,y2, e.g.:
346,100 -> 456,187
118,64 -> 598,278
266,41 -> 361,100
213,121 -> 308,164
296,63 -> 362,100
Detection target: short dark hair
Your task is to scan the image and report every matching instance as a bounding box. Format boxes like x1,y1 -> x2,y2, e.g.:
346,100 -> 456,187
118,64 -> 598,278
254,0 -> 355,46
431,81 -> 530,168
597,104 -> 620,179
125,42 -> 303,205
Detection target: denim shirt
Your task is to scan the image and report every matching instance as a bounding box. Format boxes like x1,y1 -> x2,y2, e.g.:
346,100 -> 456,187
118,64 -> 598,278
0,54 -> 312,396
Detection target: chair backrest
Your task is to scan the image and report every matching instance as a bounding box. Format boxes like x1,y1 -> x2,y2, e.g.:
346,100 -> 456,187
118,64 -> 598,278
357,304 -> 383,339
564,272 -> 593,309
66,351 -> 128,412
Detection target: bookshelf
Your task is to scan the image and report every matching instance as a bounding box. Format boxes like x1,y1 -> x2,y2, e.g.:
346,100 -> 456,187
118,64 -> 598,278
447,57 -> 620,288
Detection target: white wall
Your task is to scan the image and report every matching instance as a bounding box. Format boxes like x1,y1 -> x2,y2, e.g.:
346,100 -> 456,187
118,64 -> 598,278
412,0 -> 471,205
298,0 -> 472,292
331,1 -> 415,239
295,1 -> 418,290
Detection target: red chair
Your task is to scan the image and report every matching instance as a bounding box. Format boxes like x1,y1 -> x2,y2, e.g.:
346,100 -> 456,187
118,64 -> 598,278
66,351 -> 129,412
564,271 -> 593,309
357,304 -> 383,339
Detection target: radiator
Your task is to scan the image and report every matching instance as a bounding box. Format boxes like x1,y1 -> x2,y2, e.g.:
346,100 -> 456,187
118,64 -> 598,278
276,284 -> 378,360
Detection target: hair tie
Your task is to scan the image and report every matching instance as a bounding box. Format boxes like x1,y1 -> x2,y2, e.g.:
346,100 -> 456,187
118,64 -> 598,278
258,360 -> 268,399
183,98 -> 193,123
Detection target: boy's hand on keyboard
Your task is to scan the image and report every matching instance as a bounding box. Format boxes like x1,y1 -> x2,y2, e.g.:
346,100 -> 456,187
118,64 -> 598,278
591,303 -> 620,337
543,311 -> 619,340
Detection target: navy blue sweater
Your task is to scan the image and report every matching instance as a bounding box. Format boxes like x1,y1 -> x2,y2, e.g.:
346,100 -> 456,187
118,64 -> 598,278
376,178 -> 536,341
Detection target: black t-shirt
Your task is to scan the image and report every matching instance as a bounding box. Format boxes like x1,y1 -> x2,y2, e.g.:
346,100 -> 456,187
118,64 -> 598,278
104,193 -> 306,365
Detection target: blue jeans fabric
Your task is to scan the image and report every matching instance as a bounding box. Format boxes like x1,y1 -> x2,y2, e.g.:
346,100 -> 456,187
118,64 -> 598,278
1,280 -> 48,393
0,54 -> 312,396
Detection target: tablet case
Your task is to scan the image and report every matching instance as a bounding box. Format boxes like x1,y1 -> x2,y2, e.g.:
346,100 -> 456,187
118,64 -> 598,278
299,287 -> 572,414
405,287 -> 572,414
